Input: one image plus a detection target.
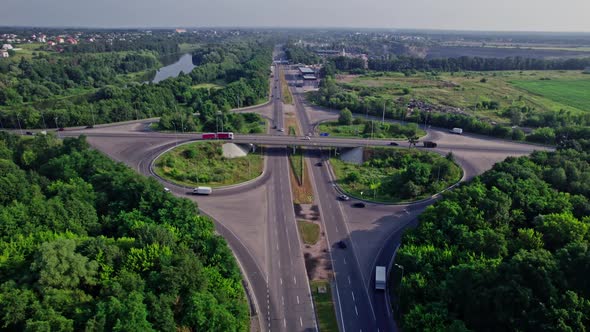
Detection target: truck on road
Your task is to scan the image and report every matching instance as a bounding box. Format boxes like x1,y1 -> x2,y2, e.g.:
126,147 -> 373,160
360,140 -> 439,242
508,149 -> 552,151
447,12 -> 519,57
193,186 -> 212,195
201,132 -> 235,140
376,266 -> 386,290
450,127 -> 463,135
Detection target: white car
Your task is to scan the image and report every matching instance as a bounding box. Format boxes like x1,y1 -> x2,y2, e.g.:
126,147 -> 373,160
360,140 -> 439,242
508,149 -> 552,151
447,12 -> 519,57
164,187 -> 171,193
338,194 -> 350,201
304,136 -> 311,140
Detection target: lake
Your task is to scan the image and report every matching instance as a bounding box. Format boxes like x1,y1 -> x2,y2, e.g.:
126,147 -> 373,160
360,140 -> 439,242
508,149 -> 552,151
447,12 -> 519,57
149,53 -> 195,83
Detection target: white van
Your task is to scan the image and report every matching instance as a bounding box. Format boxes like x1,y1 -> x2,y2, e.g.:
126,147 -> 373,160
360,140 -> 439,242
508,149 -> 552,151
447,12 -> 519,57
193,186 -> 212,195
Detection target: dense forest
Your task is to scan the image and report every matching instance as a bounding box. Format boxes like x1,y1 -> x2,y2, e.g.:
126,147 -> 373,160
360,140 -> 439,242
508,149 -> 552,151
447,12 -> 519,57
0,39 -> 272,129
0,132 -> 248,331
284,42 -> 321,65
394,145 -> 590,331
310,78 -> 590,145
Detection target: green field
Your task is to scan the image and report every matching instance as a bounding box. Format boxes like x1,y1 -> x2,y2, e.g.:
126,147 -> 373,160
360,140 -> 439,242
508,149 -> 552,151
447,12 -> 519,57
338,70 -> 590,123
154,141 -> 263,188
511,79 -> 590,112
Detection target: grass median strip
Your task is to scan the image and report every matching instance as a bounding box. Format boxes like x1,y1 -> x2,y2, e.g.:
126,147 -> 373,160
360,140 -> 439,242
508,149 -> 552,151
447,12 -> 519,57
310,280 -> 339,332
297,220 -> 320,245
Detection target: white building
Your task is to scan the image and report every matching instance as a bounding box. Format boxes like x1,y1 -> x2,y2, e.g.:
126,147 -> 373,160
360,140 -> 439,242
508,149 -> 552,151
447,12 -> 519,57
2,44 -> 13,50
0,50 -> 9,58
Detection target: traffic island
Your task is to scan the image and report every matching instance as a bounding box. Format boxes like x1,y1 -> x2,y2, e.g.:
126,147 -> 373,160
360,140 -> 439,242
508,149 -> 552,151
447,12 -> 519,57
153,141 -> 263,188
329,147 -> 462,203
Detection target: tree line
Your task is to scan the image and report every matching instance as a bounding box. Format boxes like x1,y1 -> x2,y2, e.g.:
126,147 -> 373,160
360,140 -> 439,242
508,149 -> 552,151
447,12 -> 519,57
0,40 -> 273,129
334,56 -> 590,72
394,144 -> 590,331
0,132 -> 249,331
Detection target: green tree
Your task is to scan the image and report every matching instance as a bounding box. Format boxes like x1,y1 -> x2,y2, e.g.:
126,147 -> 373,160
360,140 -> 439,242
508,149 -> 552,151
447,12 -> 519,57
338,108 -> 353,125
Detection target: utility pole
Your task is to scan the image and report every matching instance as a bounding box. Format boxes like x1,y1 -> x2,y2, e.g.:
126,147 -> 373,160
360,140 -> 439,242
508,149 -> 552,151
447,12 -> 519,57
90,105 -> 96,127
40,111 -> 47,129
382,100 -> 386,124
16,113 -> 23,135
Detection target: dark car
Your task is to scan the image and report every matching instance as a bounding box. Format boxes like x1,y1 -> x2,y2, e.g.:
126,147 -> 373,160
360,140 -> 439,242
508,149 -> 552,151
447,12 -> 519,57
337,241 -> 347,249
352,202 -> 366,208
423,141 -> 437,148
315,162 -> 323,167
389,142 -> 399,146
85,125 -> 94,129
57,127 -> 65,132
25,131 -> 34,136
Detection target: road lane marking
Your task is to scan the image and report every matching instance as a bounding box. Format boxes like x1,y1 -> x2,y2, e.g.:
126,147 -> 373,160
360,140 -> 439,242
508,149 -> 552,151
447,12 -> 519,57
278,260 -> 281,268
280,278 -> 282,285
351,291 -> 355,301
348,276 -> 351,284
297,296 -> 300,304
300,317 -> 303,327
282,296 -> 285,306
284,318 -> 287,328
355,306 -> 359,316
343,257 -> 347,264
293,276 -> 297,285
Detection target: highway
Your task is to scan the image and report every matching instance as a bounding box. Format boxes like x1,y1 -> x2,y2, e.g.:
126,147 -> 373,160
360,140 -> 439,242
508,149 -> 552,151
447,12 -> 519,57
30,51 -> 553,332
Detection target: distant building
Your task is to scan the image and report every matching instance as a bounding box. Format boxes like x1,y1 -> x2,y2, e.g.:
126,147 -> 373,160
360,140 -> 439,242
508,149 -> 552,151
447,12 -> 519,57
47,41 -> 56,46
298,67 -> 315,75
66,38 -> 78,45
0,50 -> 9,58
175,28 -> 187,33
56,37 -> 65,44
2,44 -> 13,50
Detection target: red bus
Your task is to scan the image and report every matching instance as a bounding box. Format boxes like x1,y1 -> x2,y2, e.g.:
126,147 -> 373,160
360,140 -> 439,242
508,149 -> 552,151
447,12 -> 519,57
201,133 -> 216,140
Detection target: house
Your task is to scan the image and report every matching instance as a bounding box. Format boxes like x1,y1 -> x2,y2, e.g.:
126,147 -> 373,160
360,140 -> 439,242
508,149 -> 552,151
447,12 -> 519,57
2,44 -> 13,50
47,41 -> 56,46
0,50 -> 9,58
66,38 -> 78,45
56,37 -> 65,44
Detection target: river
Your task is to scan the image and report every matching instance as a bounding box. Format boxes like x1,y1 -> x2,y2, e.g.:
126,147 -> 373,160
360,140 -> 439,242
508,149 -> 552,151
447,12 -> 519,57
149,53 -> 195,83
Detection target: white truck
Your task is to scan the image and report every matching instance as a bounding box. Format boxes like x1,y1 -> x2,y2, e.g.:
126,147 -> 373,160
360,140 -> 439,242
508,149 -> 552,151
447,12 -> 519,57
450,127 -> 463,135
375,266 -> 386,290
193,186 -> 212,195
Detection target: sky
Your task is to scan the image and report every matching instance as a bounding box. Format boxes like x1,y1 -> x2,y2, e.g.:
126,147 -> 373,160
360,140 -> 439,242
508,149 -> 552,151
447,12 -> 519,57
2,0 -> 590,32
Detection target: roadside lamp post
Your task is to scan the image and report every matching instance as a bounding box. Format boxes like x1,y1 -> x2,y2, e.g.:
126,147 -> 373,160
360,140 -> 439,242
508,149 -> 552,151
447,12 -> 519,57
394,263 -> 405,312
54,117 -> 59,137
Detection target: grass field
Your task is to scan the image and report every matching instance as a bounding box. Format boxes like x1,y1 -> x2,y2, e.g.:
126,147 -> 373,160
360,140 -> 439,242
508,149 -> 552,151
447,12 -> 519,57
192,82 -> 225,90
153,141 -> 263,188
297,221 -> 320,245
338,70 -> 590,122
510,79 -> 590,111
310,280 -> 339,332
318,121 -> 426,140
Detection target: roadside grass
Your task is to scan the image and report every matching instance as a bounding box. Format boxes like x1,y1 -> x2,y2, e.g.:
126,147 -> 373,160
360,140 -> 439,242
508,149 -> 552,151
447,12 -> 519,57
153,141 -> 263,188
330,147 -> 462,203
297,220 -> 320,245
289,147 -> 304,185
318,121 -> 426,140
337,70 -> 590,121
178,43 -> 201,53
192,82 -> 224,90
285,114 -> 313,203
310,280 -> 339,332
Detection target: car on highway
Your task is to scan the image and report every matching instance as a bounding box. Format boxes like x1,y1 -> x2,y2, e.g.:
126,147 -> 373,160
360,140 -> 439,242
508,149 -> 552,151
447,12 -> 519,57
338,194 -> 350,201
86,125 -> 94,129
315,162 -> 323,167
352,202 -> 366,208
304,136 -> 311,140
337,241 -> 347,249
389,142 -> 399,146
57,128 -> 65,131
278,128 -> 285,132
25,131 -> 34,136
